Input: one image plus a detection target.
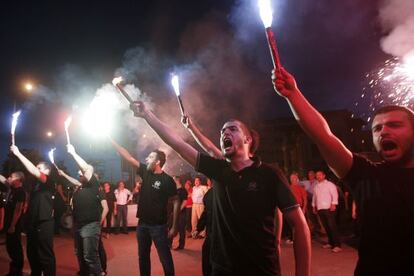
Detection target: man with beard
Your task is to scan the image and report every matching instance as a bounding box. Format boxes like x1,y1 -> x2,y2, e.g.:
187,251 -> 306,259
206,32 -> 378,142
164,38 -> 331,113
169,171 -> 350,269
272,67 -> 414,275
10,145 -> 56,276
109,139 -> 180,276
130,101 -> 311,276
0,172 -> 26,276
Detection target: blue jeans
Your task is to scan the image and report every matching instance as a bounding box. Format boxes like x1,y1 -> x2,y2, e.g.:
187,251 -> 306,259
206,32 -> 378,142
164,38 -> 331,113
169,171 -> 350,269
136,222 -> 174,276
74,221 -> 102,276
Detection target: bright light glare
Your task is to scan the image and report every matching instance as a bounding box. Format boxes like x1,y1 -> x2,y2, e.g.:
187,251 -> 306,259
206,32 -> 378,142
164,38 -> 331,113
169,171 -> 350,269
25,83 -> 33,91
48,148 -> 56,164
46,131 -> 53,137
82,92 -> 117,138
112,77 -> 123,86
11,110 -> 21,135
171,74 -> 180,96
258,0 -> 273,28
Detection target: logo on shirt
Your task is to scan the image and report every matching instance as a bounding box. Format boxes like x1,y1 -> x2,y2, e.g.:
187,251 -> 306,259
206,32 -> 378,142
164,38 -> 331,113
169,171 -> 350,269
246,181 -> 259,192
152,180 -> 161,190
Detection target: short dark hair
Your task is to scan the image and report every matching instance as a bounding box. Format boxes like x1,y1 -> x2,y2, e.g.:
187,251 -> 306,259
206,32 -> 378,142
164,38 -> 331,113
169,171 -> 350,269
153,149 -> 166,168
37,161 -> 51,172
227,119 -> 260,155
12,171 -> 25,182
373,105 -> 414,129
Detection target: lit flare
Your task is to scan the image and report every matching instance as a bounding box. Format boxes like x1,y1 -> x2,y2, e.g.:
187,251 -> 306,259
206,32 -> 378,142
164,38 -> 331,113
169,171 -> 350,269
11,110 -> 21,145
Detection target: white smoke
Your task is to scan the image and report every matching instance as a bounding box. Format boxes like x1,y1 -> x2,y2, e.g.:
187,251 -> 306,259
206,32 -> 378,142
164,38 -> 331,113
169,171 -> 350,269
379,0 -> 414,60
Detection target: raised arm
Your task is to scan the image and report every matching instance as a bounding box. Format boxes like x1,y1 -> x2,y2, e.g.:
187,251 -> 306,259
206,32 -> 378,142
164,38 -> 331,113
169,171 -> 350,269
272,68 -> 353,178
182,115 -> 222,159
67,144 -> 94,181
58,169 -> 82,186
10,145 -> 44,181
109,137 -> 140,168
131,102 -> 198,167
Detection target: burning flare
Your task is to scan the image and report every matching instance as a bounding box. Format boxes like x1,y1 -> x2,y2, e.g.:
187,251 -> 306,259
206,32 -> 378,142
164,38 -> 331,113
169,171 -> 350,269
64,115 -> 72,145
171,74 -> 180,96
11,110 -> 21,135
258,0 -> 273,28
48,148 -> 56,164
112,77 -> 123,86
11,110 -> 21,145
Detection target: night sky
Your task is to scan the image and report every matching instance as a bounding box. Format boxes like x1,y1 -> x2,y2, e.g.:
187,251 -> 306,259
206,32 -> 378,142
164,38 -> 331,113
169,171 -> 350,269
0,0 -> 392,178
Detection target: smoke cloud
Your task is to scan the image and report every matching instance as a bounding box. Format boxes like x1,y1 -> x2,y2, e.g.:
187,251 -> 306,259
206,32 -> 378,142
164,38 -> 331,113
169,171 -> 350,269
379,0 -> 414,60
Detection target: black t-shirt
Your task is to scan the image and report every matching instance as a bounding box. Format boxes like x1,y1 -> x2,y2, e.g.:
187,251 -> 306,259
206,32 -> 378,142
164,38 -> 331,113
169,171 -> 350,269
136,165 -> 177,225
196,153 -> 298,276
4,186 -> 26,231
72,175 -> 103,227
177,187 -> 188,214
105,191 -> 116,212
27,174 -> 55,227
344,153 -> 414,276
0,183 -> 8,208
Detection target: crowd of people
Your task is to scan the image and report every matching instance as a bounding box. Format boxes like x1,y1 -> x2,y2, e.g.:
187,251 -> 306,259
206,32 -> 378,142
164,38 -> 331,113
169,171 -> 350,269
0,66 -> 413,276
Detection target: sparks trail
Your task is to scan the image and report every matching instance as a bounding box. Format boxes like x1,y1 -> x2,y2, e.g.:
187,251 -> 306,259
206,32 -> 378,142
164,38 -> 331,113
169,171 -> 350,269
354,57 -> 414,123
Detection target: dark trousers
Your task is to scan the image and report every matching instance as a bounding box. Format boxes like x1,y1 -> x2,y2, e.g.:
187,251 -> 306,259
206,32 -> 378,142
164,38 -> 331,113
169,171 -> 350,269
168,210 -> 187,248
74,221 -> 102,276
137,222 -> 174,276
202,236 -> 211,276
6,230 -> 24,275
115,205 -> 128,233
103,209 -> 113,234
26,220 -> 56,276
185,207 -> 192,232
98,237 -> 107,273
318,209 -> 341,247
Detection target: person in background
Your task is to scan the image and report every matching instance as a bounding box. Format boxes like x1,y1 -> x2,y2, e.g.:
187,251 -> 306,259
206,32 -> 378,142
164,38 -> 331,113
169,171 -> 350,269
102,182 -> 116,238
184,180 -> 193,236
114,181 -> 131,235
0,172 -> 26,276
169,176 -> 187,250
284,172 -> 307,244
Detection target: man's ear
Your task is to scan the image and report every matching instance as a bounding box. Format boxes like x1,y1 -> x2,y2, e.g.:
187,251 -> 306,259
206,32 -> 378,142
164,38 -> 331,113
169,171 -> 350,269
244,135 -> 252,144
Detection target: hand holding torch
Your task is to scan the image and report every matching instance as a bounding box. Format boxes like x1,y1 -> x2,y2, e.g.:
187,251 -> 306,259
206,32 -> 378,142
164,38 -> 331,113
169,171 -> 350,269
11,110 -> 21,146
64,116 -> 72,145
112,77 -> 134,104
258,0 -> 282,71
171,74 -> 185,116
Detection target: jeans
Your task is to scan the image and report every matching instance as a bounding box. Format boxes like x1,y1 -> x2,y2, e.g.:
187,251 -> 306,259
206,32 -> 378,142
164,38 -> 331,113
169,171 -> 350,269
115,205 -> 128,233
137,222 -> 174,276
74,221 -> 102,276
318,209 -> 341,247
26,220 -> 56,276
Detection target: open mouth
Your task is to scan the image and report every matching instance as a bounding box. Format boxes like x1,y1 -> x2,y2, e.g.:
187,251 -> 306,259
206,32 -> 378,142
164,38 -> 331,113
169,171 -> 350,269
381,140 -> 397,152
223,138 -> 233,149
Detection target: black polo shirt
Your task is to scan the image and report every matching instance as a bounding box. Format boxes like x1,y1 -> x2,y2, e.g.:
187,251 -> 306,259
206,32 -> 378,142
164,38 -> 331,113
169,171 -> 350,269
72,175 -> 103,227
196,153 -> 298,276
344,153 -> 414,276
136,165 -> 176,225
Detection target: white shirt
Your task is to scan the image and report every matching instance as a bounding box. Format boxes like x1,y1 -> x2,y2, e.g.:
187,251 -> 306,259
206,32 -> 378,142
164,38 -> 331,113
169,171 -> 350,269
114,188 -> 132,205
312,180 -> 338,210
192,185 -> 208,204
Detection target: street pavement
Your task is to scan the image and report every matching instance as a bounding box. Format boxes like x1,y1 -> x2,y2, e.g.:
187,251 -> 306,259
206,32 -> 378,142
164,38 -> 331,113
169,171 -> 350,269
0,230 -> 358,275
